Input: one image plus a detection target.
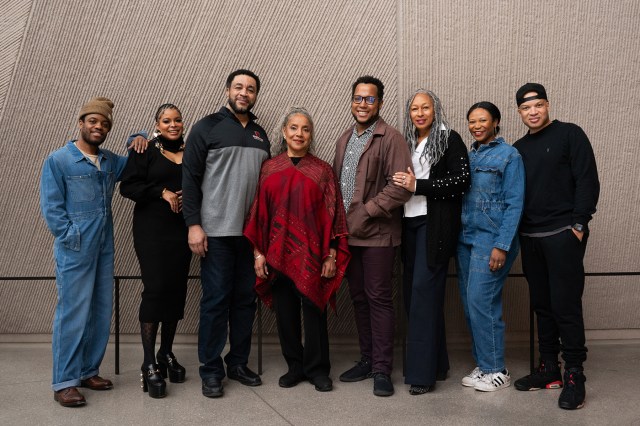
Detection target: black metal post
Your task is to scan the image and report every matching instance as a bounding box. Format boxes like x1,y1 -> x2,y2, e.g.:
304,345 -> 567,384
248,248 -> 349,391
529,301 -> 535,373
115,277 -> 120,375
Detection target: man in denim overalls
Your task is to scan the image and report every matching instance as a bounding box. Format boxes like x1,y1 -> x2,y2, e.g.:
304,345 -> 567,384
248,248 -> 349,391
40,97 -> 127,407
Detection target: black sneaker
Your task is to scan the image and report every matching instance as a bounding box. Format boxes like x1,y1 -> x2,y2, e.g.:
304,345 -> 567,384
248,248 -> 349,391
372,372 -> 394,397
339,357 -> 372,382
514,360 -> 563,391
558,368 -> 586,410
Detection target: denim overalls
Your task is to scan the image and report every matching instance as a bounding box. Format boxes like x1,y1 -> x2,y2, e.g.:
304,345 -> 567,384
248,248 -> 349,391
456,137 -> 524,373
40,141 -> 126,391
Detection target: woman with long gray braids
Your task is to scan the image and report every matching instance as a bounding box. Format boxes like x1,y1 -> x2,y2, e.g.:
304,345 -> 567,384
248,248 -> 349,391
392,89 -> 471,394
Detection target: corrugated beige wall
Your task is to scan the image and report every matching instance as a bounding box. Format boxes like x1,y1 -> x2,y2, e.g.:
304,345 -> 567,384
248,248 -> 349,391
1,0 -> 638,339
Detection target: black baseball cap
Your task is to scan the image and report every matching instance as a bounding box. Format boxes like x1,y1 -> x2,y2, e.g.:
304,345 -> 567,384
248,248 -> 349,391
516,83 -> 548,106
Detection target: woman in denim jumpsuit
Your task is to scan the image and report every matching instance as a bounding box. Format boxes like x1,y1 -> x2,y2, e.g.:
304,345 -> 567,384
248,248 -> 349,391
457,102 -> 525,392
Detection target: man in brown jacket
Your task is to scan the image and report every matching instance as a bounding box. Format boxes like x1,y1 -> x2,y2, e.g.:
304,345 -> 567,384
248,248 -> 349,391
333,76 -> 412,397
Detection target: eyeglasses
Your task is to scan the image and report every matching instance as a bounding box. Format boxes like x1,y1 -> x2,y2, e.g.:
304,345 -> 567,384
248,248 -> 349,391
352,95 -> 376,105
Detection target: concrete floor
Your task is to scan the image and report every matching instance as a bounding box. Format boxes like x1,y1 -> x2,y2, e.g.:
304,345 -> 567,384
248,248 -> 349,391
0,339 -> 639,425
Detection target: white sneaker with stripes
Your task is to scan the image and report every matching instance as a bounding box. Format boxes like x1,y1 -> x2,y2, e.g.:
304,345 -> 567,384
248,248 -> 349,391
461,367 -> 483,387
474,370 -> 511,392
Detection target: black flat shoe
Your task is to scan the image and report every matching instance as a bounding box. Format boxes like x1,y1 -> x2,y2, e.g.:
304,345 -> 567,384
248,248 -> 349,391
202,377 -> 224,398
278,370 -> 306,388
141,364 -> 166,398
156,351 -> 186,383
310,375 -> 333,392
409,384 -> 434,395
227,364 -> 262,386
372,373 -> 394,397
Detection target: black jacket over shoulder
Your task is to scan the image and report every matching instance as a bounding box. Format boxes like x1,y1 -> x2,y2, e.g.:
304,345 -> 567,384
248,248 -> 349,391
413,130 -> 471,266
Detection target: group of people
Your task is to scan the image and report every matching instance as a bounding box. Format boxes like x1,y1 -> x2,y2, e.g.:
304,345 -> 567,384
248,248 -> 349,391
40,69 -> 599,412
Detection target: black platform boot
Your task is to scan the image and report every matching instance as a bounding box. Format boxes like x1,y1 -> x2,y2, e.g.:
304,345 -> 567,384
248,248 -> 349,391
141,364 -> 166,398
156,351 -> 186,383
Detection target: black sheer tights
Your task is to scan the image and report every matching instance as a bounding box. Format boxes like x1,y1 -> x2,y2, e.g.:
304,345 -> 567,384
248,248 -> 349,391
140,321 -> 179,365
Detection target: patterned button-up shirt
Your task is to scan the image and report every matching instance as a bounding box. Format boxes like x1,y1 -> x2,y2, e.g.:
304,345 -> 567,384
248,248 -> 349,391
340,121 -> 377,212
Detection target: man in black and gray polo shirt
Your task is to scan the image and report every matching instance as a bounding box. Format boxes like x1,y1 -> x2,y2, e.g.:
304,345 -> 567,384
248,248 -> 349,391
182,69 -> 270,398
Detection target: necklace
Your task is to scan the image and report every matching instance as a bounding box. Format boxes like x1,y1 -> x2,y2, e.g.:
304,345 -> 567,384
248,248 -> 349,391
154,140 -> 185,154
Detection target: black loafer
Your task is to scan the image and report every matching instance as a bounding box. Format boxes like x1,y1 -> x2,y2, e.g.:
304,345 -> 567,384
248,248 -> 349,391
227,364 -> 262,387
310,375 -> 333,392
279,370 -> 306,388
202,377 -> 223,398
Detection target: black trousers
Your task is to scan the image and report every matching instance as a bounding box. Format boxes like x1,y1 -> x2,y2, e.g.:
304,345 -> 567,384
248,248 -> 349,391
272,275 -> 330,379
402,216 -> 450,386
520,230 -> 589,369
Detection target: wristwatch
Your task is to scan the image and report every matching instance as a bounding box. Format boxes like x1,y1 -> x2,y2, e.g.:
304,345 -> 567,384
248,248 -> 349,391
572,223 -> 584,232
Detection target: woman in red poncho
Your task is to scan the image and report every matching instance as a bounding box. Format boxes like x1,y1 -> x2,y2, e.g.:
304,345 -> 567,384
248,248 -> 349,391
244,107 -> 350,392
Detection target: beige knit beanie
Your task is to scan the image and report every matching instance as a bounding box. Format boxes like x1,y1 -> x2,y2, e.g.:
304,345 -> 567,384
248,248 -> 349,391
78,97 -> 114,126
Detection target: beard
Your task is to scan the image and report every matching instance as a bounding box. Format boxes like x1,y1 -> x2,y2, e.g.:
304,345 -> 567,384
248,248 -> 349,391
352,111 -> 379,129
228,96 -> 255,115
80,127 -> 107,147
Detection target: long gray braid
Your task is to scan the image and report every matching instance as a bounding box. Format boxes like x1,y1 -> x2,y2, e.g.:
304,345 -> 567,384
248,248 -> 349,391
403,89 -> 451,166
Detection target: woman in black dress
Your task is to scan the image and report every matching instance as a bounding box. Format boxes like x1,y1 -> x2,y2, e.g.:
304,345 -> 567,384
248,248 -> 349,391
120,104 -> 191,398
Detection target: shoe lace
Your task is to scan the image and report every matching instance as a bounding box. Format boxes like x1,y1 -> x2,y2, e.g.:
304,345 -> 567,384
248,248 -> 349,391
468,367 -> 482,379
357,358 -> 370,368
536,360 -> 558,375
538,361 -> 550,372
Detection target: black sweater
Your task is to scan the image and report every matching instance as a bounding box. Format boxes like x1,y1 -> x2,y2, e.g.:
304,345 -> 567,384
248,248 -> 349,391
513,120 -> 599,233
413,130 -> 471,266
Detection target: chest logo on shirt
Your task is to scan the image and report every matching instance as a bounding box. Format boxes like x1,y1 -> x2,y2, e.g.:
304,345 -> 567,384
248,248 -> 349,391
252,131 -> 265,143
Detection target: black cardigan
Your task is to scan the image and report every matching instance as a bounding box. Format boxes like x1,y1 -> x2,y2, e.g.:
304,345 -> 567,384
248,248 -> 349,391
412,130 -> 471,266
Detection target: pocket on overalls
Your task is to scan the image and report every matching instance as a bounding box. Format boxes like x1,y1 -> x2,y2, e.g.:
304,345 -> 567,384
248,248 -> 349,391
67,174 -> 96,202
61,223 -> 81,251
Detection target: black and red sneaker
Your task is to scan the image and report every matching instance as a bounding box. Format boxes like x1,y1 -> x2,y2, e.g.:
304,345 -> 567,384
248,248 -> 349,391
514,360 -> 563,391
558,368 -> 586,410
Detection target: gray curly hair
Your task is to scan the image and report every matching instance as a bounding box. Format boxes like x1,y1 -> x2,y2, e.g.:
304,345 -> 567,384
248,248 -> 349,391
403,89 -> 451,166
271,106 -> 315,156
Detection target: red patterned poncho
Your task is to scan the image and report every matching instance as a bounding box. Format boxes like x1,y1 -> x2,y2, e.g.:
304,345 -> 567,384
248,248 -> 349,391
244,153 -> 350,311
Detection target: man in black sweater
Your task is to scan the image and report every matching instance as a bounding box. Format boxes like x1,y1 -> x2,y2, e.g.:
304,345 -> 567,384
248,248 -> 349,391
512,83 -> 599,410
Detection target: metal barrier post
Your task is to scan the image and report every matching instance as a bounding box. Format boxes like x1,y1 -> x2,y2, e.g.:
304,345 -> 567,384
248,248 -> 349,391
529,301 -> 535,373
115,277 -> 120,375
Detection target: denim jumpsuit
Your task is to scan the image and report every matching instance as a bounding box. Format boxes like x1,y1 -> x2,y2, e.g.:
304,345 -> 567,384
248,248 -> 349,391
40,141 -> 126,391
456,137 -> 524,373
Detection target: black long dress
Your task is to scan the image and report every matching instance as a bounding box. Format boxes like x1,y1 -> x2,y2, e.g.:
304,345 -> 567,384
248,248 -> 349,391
120,136 -> 191,322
